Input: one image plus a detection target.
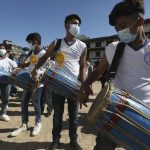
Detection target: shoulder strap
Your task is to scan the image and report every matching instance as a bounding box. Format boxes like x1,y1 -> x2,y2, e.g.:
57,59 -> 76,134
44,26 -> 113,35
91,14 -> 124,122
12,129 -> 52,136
23,50 -> 33,63
51,39 -> 62,60
53,39 -> 62,52
107,42 -> 125,81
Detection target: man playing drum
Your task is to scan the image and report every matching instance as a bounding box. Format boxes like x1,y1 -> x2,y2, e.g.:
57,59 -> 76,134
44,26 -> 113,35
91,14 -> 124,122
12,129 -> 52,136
10,33 -> 49,137
79,0 -> 150,150
32,14 -> 87,150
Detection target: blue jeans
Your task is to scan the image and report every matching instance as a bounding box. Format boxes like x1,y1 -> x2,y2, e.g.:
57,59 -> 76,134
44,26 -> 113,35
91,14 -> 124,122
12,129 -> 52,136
0,83 -> 11,115
52,92 -> 78,142
10,84 -> 17,94
94,133 -> 116,150
21,87 -> 43,124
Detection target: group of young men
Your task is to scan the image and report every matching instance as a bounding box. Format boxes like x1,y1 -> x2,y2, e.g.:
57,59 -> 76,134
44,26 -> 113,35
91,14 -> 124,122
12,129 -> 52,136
0,0 -> 149,150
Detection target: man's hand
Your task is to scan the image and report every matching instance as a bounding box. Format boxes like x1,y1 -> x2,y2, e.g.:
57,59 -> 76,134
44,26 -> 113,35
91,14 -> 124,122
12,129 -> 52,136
78,85 -> 93,109
31,68 -> 38,80
12,67 -> 22,76
21,62 -> 30,68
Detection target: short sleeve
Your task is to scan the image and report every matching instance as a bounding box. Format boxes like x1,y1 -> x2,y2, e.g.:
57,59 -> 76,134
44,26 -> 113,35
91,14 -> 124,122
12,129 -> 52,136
105,41 -> 119,65
8,58 -> 18,68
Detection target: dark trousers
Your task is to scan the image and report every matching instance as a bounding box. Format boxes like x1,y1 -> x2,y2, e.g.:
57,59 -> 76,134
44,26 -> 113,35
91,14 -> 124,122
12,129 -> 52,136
94,133 -> 117,150
52,92 -> 78,142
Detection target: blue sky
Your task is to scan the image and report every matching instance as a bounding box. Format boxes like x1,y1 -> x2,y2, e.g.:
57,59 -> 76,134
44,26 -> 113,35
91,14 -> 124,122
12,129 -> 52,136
0,0 -> 150,47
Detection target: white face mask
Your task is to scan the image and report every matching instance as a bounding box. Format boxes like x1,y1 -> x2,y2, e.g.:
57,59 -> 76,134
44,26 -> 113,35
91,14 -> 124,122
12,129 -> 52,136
28,43 -> 35,50
69,24 -> 80,37
0,49 -> 7,57
117,27 -> 137,43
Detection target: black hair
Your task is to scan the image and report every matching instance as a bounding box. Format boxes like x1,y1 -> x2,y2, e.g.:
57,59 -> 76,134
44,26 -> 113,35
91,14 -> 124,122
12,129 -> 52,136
0,43 -> 4,47
26,32 -> 41,45
65,14 -> 81,25
9,53 -> 15,60
109,0 -> 145,26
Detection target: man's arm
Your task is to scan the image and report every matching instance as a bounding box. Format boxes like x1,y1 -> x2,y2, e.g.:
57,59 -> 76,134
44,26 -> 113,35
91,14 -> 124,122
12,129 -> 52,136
79,55 -> 109,108
79,48 -> 87,83
35,41 -> 55,69
81,55 -> 108,90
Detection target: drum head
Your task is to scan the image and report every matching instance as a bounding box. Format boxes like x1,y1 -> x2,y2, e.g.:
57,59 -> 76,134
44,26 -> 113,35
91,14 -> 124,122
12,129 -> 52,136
87,83 -> 114,124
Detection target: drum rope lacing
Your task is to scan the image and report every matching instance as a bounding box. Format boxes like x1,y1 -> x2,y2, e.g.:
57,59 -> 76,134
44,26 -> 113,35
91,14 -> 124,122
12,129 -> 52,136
95,87 -> 150,149
109,90 -> 150,135
98,111 -> 150,150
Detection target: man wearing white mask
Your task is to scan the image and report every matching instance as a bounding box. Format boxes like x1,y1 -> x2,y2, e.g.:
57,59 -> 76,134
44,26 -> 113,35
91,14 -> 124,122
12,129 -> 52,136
10,33 -> 49,137
32,14 -> 87,150
0,44 -> 17,121
79,0 -> 150,150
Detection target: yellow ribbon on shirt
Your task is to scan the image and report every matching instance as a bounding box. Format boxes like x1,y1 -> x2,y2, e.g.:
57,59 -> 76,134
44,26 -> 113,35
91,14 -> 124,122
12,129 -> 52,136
55,52 -> 65,67
30,55 -> 38,64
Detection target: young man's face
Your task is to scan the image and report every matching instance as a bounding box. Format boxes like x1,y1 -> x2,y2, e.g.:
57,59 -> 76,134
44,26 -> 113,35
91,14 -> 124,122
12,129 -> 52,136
65,18 -> 80,31
114,15 -> 140,34
27,40 -> 38,50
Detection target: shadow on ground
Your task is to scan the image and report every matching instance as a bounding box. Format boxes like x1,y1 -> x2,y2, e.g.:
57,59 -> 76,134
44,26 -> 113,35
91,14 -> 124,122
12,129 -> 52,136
0,141 -> 77,150
61,112 -> 97,136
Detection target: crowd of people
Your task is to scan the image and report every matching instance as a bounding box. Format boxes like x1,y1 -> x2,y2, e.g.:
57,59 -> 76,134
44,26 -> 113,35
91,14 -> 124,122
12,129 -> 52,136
0,0 -> 150,150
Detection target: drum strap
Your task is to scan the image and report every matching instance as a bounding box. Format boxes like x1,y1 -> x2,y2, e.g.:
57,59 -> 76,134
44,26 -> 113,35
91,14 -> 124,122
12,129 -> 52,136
107,42 -> 125,81
51,39 -> 62,60
54,39 -> 62,52
23,50 -> 33,63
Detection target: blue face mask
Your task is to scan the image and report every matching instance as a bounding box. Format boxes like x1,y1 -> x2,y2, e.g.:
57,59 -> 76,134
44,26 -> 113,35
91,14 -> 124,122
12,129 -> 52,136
117,27 -> 137,43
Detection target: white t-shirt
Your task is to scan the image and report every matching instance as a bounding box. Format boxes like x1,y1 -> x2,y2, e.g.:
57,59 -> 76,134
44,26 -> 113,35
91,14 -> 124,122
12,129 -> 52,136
26,50 -> 49,75
57,39 -> 86,79
105,41 -> 150,106
26,49 -> 49,87
0,57 -> 18,75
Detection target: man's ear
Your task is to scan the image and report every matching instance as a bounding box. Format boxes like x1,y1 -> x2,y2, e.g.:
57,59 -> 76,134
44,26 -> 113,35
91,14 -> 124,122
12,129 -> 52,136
137,17 -> 144,26
65,23 -> 69,30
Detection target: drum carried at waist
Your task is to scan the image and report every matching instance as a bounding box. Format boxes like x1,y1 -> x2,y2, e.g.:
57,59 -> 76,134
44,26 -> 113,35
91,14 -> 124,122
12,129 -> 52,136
88,83 -> 150,150
0,68 -> 35,90
11,68 -> 35,90
40,66 -> 81,99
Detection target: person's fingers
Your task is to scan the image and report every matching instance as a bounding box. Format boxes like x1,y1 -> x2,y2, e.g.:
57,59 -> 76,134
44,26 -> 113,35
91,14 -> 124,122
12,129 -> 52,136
80,101 -> 82,109
83,94 -> 89,107
86,86 -> 93,96
78,91 -> 86,109
89,88 -> 94,95
32,71 -> 37,80
83,102 -> 88,107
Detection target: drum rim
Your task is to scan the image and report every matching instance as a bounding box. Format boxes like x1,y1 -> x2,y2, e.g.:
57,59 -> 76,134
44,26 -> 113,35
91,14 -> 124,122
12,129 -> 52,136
87,83 -> 114,124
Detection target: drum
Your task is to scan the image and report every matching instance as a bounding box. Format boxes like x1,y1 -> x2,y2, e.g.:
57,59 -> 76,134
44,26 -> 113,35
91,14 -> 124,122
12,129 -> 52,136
88,83 -> 150,150
40,66 -> 81,99
11,68 -> 35,90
